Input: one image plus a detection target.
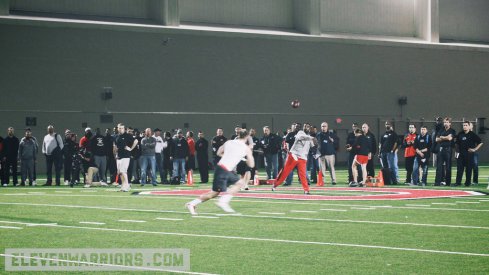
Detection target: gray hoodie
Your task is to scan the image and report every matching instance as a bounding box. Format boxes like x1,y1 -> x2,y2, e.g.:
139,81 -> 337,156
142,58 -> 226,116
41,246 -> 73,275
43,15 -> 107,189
19,137 -> 38,160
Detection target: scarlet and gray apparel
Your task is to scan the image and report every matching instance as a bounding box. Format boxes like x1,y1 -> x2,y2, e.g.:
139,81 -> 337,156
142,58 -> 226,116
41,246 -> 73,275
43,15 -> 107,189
212,140 -> 248,192
274,131 -> 314,192
115,133 -> 134,159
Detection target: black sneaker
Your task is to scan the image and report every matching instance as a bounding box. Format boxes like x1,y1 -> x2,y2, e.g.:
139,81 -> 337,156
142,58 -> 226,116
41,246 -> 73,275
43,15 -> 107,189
349,182 -> 358,187
332,182 -> 337,186
304,191 -> 311,195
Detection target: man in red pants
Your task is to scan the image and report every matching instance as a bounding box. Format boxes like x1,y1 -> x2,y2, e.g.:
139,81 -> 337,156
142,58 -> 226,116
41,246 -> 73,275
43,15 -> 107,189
272,123 -> 317,194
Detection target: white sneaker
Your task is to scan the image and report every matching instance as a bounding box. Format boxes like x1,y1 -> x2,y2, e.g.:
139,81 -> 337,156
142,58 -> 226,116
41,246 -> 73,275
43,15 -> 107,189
2,184 -> 7,187
100,182 -> 109,187
216,201 -> 235,213
84,184 -> 91,188
271,187 -> 276,192
32,180 -> 36,186
186,203 -> 197,215
64,180 -> 70,186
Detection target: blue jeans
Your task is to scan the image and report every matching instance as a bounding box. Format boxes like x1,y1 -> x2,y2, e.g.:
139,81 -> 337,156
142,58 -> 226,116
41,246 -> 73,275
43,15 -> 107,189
412,158 -> 429,184
473,152 -> 479,183
140,155 -> 157,184
172,158 -> 186,182
264,153 -> 279,180
383,152 -> 399,183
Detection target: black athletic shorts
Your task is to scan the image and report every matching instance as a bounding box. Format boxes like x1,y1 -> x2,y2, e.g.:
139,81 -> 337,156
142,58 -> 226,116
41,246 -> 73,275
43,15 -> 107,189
212,165 -> 240,192
236,160 -> 252,176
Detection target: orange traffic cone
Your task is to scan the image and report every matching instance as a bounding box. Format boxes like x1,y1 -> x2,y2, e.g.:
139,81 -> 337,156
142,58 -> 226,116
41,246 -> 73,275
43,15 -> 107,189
253,172 -> 260,186
187,170 -> 194,186
376,170 -> 384,187
317,171 -> 324,187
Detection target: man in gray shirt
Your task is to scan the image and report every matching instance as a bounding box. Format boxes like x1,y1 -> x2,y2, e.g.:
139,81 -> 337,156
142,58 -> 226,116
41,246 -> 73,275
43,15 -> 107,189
19,128 -> 38,186
140,128 -> 157,186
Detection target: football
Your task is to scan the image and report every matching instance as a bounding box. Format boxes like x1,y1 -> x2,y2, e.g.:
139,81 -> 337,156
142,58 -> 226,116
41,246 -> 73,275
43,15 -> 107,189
291,99 -> 300,108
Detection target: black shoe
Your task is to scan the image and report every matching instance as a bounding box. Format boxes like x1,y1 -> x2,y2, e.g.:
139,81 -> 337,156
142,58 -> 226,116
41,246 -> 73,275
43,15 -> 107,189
19,183 -> 25,187
304,191 -> 311,195
332,182 -> 337,185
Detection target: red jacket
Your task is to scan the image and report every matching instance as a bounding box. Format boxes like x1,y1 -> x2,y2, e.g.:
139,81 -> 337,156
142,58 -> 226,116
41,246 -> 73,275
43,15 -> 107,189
187,138 -> 195,156
404,133 -> 417,157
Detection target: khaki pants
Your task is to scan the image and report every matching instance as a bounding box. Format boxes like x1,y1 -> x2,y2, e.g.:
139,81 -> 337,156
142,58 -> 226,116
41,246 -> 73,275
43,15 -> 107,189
86,167 -> 99,185
319,155 -> 336,183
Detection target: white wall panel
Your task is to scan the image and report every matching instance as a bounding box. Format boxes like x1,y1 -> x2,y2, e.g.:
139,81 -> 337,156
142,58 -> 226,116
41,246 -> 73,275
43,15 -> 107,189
440,0 -> 489,43
180,0 -> 294,29
10,0 -> 148,19
321,0 -> 416,37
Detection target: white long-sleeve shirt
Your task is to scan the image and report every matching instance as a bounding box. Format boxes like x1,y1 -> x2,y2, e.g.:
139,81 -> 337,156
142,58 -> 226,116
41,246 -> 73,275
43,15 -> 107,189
42,133 -> 64,155
290,131 -> 314,160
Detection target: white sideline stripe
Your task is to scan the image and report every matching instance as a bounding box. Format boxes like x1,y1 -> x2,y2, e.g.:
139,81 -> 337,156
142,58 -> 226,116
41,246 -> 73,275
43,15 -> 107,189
480,200 -> 489,202
192,216 -> 219,219
351,207 -> 375,210
3,193 -> 488,213
0,253 -> 219,275
258,212 -> 285,215
432,203 -> 457,205
54,191 -> 72,193
1,221 -> 488,258
155,217 -> 184,221
0,225 -> 22,229
26,223 -> 58,227
79,221 -> 106,225
319,209 -> 347,212
1,203 -> 488,230
456,201 -> 480,204
405,204 -> 431,207
80,190 -> 98,192
27,192 -> 45,194
118,219 -> 147,223
290,210 -> 318,213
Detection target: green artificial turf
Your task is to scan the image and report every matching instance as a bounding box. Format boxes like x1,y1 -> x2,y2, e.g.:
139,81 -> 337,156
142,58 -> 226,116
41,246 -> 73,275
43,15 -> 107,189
0,166 -> 488,274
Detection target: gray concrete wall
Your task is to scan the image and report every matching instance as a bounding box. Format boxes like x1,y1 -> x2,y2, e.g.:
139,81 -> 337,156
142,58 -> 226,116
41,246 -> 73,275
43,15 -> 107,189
0,20 -> 488,173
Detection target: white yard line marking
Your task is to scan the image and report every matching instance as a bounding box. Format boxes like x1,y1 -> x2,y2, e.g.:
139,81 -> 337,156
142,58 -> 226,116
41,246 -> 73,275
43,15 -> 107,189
1,221 -> 488,258
0,225 -> 22,229
27,192 -> 45,194
432,203 -> 457,205
456,201 -> 480,204
79,221 -> 106,225
479,200 -> 489,202
351,207 -> 375,210
54,191 -> 72,193
319,209 -> 348,212
1,203 -> 488,230
3,193 -> 487,212
118,219 -> 147,223
405,204 -> 431,207
192,216 -> 219,219
26,223 -> 58,227
80,190 -> 98,192
258,212 -> 286,215
0,253 -> 219,275
155,217 -> 184,221
290,210 -> 318,213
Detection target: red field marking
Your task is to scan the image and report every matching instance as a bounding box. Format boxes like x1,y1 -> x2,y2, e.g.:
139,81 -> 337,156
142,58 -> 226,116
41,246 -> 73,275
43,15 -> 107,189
138,187 -> 484,201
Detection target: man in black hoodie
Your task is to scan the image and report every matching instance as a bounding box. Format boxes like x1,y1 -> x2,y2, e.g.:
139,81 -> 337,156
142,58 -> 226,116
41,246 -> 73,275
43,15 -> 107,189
171,130 -> 189,184
2,127 -> 19,186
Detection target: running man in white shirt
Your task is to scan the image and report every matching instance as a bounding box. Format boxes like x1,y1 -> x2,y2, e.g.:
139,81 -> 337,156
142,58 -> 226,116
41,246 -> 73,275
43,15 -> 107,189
186,129 -> 254,215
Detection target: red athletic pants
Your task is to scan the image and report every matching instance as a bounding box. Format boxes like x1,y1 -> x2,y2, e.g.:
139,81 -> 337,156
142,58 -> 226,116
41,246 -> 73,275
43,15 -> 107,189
274,153 -> 309,192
